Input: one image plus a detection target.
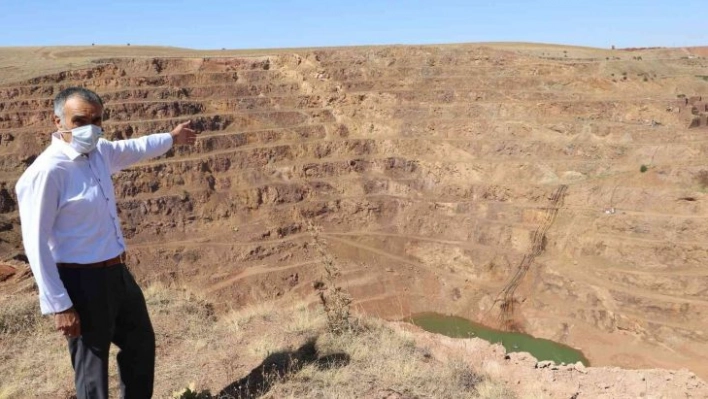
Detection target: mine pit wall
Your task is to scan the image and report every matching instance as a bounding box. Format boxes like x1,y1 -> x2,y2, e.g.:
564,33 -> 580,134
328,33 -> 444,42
2,47 -> 708,376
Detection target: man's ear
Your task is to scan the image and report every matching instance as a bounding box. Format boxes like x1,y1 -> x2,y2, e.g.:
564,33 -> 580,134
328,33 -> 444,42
53,114 -> 64,131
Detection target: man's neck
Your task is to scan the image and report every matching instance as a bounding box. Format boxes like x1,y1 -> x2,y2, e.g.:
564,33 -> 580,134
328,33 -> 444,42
60,132 -> 72,144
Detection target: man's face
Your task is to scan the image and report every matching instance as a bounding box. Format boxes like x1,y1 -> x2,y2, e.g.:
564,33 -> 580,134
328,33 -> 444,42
53,96 -> 103,132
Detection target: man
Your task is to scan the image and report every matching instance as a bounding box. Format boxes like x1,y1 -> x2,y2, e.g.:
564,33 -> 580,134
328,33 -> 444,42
15,87 -> 198,398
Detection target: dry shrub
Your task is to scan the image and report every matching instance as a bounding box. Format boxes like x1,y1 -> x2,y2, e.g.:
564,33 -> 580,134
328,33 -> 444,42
0,294 -> 44,335
318,285 -> 353,335
696,170 -> 708,189
305,221 -> 357,335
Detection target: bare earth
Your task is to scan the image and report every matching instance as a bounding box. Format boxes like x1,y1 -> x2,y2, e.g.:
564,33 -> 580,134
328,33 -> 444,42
1,43 -> 708,397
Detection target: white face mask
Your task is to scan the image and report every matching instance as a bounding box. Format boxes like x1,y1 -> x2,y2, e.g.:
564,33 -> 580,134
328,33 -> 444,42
65,124 -> 103,154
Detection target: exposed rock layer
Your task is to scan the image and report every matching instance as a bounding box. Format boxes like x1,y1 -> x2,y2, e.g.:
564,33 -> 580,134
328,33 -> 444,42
1,44 -> 708,379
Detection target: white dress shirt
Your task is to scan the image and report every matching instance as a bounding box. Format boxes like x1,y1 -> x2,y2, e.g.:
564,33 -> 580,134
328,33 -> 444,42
15,132 -> 173,314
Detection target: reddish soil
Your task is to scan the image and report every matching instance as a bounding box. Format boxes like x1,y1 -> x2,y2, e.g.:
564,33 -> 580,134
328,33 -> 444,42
1,43 -> 708,384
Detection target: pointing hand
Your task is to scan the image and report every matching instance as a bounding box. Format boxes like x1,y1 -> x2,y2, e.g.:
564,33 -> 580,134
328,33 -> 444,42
170,120 -> 200,146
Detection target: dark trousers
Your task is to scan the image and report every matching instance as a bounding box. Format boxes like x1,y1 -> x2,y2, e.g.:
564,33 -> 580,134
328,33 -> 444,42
59,264 -> 155,399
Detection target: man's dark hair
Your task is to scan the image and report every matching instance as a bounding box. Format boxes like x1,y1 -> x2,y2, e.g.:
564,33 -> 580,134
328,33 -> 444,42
53,87 -> 104,123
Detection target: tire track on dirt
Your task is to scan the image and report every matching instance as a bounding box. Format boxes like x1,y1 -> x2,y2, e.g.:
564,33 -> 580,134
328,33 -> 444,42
207,260 -> 319,293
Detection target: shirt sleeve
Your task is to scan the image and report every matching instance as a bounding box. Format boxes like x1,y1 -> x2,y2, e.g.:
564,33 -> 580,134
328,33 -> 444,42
100,133 -> 174,174
16,169 -> 73,315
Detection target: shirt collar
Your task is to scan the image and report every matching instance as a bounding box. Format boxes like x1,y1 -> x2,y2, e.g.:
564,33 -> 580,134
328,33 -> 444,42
51,132 -> 84,161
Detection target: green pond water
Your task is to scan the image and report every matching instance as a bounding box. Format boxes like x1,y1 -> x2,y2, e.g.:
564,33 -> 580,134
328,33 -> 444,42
408,313 -> 590,366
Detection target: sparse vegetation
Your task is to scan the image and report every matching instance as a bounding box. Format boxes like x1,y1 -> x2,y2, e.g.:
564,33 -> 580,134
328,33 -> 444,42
260,319 -> 499,399
305,221 -> 357,335
695,170 -> 708,189
0,294 -> 44,335
0,293 -> 74,397
172,383 -> 210,399
3,42 -> 708,399
161,291 -> 506,399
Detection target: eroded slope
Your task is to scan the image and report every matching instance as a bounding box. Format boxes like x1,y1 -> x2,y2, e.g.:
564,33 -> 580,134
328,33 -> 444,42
1,44 -> 708,378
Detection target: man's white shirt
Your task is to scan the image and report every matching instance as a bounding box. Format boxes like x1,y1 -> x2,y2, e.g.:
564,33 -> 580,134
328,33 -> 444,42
15,132 -> 173,314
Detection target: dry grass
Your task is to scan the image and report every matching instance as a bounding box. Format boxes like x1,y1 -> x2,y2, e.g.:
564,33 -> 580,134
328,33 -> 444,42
0,293 -> 73,398
0,293 -> 44,334
695,170 -> 708,190
0,284 -> 515,399
261,317 -> 513,399
220,300 -> 278,332
281,302 -> 326,336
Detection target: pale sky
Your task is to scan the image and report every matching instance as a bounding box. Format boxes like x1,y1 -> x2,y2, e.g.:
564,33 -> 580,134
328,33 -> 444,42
2,0 -> 705,49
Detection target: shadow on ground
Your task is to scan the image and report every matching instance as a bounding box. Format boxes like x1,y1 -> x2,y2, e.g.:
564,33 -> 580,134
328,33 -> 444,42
177,337 -> 350,399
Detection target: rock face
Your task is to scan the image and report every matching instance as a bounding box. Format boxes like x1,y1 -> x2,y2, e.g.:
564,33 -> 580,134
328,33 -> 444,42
2,44 -> 708,380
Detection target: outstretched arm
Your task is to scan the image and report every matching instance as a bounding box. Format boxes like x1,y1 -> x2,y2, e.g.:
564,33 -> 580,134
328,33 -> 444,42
104,120 -> 200,173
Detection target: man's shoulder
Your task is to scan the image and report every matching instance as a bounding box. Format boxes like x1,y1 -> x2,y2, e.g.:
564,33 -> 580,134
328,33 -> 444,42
94,138 -> 118,162
96,138 -> 111,148
95,137 -> 122,156
17,147 -> 71,187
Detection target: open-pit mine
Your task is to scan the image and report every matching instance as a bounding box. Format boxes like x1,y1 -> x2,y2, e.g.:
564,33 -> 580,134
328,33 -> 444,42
1,43 -> 708,386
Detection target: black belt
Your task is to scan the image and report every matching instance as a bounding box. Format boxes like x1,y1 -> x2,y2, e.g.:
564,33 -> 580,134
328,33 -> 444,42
57,253 -> 125,269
